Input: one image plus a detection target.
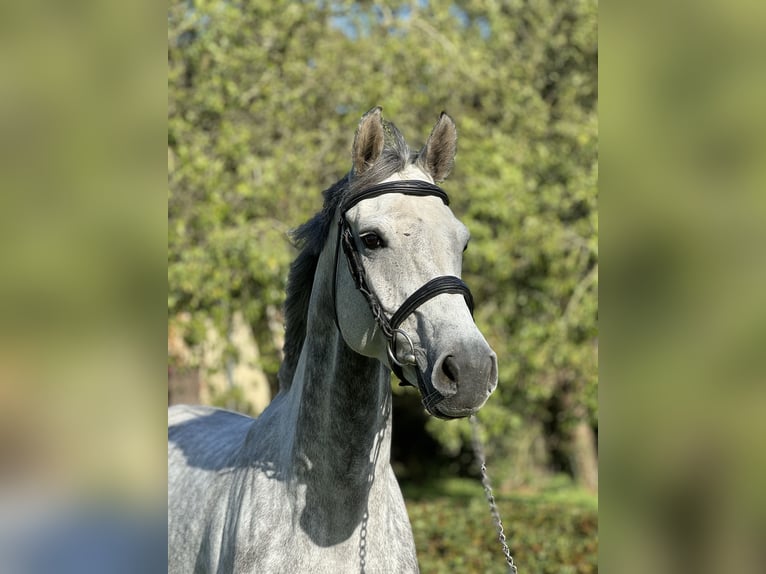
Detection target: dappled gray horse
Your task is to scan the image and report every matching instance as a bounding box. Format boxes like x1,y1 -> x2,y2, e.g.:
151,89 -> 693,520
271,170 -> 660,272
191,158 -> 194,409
168,108 -> 498,573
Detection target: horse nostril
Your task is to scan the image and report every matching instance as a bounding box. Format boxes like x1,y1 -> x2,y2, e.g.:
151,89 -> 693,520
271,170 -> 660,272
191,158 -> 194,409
441,355 -> 460,383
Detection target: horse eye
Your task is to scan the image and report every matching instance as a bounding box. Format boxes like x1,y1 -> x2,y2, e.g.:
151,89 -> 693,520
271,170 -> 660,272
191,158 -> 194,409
463,241 -> 469,252
360,232 -> 384,250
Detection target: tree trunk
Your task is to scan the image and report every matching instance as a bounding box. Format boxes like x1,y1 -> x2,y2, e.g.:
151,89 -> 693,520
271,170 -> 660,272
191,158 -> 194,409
545,377 -> 598,491
571,419 -> 598,492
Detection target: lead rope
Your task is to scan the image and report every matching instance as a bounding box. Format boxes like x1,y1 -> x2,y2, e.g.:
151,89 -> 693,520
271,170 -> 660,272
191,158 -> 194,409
470,415 -> 518,574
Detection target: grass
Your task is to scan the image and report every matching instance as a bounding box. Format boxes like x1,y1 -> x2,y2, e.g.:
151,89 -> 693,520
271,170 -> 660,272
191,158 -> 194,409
402,477 -> 598,573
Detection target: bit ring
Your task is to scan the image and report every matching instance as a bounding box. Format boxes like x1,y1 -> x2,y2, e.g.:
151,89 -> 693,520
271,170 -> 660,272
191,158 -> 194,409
387,328 -> 416,368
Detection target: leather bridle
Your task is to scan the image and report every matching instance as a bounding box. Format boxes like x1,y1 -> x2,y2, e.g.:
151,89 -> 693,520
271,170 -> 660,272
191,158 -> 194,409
331,179 -> 474,414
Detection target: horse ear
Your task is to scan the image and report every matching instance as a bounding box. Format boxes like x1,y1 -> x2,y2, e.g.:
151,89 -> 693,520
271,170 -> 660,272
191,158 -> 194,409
352,106 -> 385,176
418,112 -> 457,182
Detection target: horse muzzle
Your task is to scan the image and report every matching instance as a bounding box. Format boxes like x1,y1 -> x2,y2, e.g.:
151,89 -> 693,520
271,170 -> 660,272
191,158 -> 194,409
427,346 -> 498,419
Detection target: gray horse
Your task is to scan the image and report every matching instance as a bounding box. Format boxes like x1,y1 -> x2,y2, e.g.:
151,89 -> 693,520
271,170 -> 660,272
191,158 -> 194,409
168,108 -> 498,573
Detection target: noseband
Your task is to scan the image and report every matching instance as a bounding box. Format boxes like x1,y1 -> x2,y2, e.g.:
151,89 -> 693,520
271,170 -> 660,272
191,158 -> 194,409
332,179 -> 474,413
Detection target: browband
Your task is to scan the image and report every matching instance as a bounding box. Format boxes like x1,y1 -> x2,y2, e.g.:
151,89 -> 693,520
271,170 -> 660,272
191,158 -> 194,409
340,180 -> 449,214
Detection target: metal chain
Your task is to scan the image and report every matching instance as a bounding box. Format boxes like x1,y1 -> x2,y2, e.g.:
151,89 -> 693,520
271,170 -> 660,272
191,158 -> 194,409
359,401 -> 390,574
470,415 -> 518,574
358,509 -> 368,573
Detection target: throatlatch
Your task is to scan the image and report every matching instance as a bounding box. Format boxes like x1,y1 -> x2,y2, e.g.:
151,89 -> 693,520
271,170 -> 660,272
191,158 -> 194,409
331,180 -> 474,415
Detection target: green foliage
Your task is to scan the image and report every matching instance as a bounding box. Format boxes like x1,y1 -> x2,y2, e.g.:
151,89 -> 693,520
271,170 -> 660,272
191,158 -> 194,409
168,0 -> 597,480
405,478 -> 597,573
209,383 -> 256,417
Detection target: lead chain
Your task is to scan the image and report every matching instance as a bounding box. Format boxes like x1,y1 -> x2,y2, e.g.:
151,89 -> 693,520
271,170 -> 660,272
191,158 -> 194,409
470,415 -> 518,574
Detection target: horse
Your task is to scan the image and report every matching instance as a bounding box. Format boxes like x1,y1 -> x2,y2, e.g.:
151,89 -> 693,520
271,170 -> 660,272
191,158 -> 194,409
168,107 -> 498,573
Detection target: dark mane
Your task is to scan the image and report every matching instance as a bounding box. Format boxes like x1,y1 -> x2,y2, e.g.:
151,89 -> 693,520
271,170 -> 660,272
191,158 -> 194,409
277,120 -> 414,391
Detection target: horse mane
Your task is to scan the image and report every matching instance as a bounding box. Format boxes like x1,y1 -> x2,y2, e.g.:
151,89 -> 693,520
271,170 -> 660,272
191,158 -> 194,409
277,119 -> 414,391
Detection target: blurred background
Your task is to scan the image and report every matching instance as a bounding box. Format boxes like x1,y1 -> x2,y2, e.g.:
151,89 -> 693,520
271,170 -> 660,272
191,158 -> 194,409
600,1 -> 766,573
167,0 -> 597,571
1,0 -> 166,573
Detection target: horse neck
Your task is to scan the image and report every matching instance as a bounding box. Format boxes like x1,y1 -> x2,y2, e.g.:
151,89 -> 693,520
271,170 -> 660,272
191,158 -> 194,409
291,323 -> 391,484
286,246 -> 393,496
275,251 -> 394,544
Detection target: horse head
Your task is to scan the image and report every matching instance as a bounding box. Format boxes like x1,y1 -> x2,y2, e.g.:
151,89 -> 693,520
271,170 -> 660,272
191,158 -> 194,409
334,107 -> 498,419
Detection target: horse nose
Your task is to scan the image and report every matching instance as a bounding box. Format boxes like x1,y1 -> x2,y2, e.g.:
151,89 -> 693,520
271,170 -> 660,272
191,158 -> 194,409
432,349 -> 498,396
434,354 -> 460,396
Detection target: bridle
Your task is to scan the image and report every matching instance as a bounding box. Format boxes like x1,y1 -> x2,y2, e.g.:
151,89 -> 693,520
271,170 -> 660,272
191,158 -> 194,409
331,179 -> 474,416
